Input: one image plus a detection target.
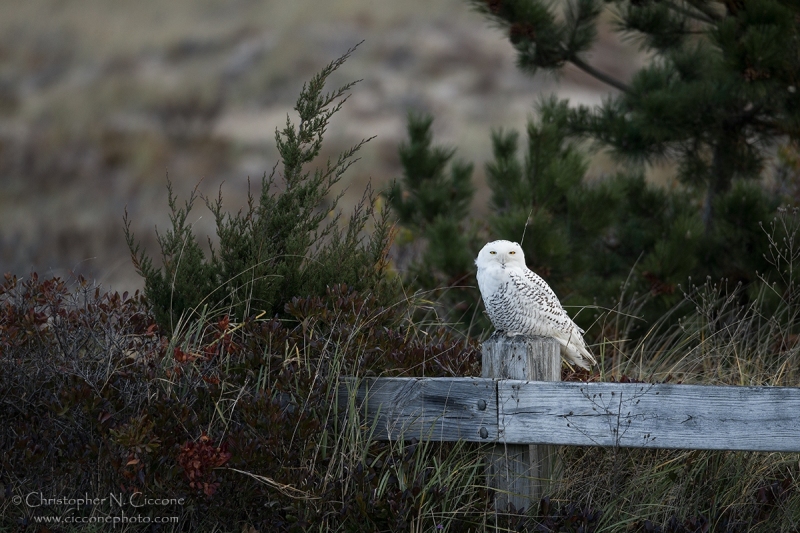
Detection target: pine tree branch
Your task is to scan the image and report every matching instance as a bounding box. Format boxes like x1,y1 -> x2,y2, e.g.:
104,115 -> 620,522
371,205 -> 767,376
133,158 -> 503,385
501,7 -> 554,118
569,54 -> 630,93
684,0 -> 723,22
663,1 -> 715,24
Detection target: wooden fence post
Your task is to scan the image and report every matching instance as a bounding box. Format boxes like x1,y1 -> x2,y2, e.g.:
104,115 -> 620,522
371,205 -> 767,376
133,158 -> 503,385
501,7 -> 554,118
483,335 -> 560,512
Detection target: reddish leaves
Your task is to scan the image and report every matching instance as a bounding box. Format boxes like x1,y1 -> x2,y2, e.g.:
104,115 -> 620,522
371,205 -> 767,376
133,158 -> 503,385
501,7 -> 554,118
178,433 -> 232,498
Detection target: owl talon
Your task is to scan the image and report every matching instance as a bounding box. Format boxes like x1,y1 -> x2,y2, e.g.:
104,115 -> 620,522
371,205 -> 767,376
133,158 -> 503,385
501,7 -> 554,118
489,330 -> 505,341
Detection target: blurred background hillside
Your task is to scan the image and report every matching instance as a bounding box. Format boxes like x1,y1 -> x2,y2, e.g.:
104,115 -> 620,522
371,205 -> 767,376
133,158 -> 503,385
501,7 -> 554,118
0,0 -> 638,291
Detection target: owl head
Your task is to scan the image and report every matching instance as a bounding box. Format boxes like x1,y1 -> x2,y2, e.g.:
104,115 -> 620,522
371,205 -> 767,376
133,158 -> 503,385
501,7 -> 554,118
475,240 -> 526,269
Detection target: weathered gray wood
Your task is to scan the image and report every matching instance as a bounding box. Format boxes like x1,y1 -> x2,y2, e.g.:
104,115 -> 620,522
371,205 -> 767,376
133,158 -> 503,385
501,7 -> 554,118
341,377 -> 800,453
483,335 -> 560,512
499,381 -> 800,452
337,377 -> 497,442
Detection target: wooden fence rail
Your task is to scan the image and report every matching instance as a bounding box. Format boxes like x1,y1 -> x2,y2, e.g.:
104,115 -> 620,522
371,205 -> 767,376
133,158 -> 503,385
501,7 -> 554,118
338,376 -> 800,452
337,336 -> 800,510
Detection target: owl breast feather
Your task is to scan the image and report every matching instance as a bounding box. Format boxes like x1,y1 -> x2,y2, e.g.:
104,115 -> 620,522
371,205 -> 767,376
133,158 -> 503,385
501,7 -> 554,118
478,265 -> 569,336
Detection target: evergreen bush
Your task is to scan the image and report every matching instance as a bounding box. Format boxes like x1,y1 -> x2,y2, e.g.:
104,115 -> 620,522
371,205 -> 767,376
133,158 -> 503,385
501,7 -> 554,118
386,113 -> 482,332
125,44 -> 398,333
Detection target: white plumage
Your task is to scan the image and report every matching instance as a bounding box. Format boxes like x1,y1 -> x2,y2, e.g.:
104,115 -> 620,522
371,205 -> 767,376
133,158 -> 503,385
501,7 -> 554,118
475,240 -> 596,369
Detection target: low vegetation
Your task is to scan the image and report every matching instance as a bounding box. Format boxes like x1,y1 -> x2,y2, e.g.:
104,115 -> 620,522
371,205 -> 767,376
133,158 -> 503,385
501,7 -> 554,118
4,221 -> 800,532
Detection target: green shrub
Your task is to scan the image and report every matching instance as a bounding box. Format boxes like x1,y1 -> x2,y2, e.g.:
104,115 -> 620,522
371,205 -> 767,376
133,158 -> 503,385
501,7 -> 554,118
125,44 -> 398,334
385,113 -> 482,333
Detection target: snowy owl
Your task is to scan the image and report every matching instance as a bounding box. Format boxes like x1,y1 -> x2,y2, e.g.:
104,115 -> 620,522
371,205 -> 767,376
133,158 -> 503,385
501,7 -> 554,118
475,240 -> 596,369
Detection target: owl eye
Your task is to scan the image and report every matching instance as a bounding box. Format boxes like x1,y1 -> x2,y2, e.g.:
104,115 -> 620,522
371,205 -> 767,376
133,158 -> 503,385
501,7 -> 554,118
489,251 -> 497,255
509,251 -> 516,255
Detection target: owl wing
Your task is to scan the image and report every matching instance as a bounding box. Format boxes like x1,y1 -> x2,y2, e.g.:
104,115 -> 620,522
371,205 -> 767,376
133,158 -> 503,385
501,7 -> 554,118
508,266 -> 596,368
505,267 -> 571,332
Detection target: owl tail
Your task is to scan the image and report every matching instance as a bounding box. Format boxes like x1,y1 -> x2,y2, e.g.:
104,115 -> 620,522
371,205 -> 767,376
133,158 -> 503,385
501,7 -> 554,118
558,338 -> 596,370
